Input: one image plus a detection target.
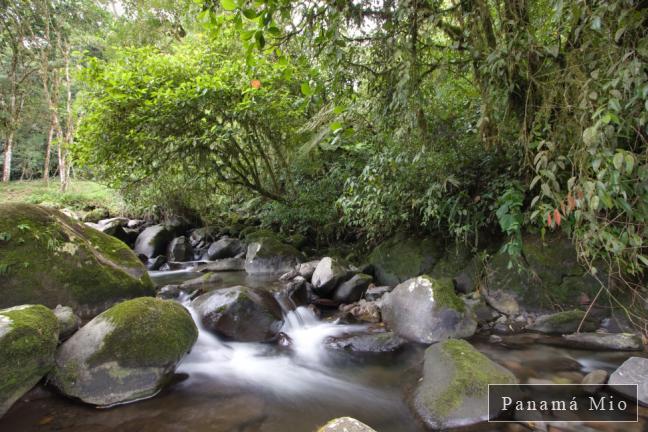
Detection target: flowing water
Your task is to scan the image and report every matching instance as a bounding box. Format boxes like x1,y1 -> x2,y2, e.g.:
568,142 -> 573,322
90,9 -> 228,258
0,269 -> 646,432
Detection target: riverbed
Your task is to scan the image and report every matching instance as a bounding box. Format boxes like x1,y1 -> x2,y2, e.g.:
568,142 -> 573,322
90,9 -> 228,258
0,270 -> 646,432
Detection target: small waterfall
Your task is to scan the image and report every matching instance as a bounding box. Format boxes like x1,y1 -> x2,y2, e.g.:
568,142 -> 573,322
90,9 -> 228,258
175,294 -> 391,406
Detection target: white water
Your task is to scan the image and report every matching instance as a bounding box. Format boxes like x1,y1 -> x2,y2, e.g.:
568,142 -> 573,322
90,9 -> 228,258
176,296 -> 394,406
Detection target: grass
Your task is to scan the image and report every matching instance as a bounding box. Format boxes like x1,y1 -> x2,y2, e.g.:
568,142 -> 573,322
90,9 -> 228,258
0,180 -> 124,215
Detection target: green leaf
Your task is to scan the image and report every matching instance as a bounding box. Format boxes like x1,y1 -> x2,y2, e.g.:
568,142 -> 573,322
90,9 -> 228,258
638,255 -> 648,267
300,82 -> 313,96
330,121 -> 343,132
612,152 -> 624,170
254,31 -> 265,49
624,154 -> 635,174
242,8 -> 258,19
220,0 -> 237,11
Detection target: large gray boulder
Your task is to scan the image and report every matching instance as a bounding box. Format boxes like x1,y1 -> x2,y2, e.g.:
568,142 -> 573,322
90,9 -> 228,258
192,286 -> 283,342
609,357 -> 648,405
0,305 -> 59,417
167,236 -> 193,262
485,233 -> 602,311
244,237 -> 301,275
332,273 -> 373,304
0,204 -> 154,319
204,237 -> 245,260
381,276 -> 477,343
527,309 -> 598,334
367,233 -> 443,286
412,339 -> 517,429
312,257 -> 351,296
49,298 -> 197,407
134,224 -> 176,259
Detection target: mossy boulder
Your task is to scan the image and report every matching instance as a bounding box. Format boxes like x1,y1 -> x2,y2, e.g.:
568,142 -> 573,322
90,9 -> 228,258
192,286 -> 283,342
429,243 -> 478,293
0,305 -> 59,417
244,237 -> 302,275
527,309 -> 598,334
204,236 -> 245,260
485,233 -> 601,311
49,297 -> 197,407
381,276 -> 477,344
318,417 -> 377,432
0,204 -> 154,319
367,233 -> 443,286
412,339 -> 517,429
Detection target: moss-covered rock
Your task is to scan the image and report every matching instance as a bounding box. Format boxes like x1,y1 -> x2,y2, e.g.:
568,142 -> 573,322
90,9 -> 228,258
49,297 -> 197,407
367,233 -> 443,286
0,305 -> 59,417
317,417 -> 377,432
485,233 -> 601,311
527,309 -> 598,334
0,204 -> 154,319
192,286 -> 283,342
412,339 -> 517,429
244,237 -> 302,275
381,276 -> 476,343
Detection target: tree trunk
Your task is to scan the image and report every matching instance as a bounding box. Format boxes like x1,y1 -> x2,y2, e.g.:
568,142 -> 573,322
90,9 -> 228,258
44,120 -> 55,183
2,132 -> 14,182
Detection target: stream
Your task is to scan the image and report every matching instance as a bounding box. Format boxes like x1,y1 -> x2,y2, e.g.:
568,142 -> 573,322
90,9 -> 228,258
0,269 -> 646,432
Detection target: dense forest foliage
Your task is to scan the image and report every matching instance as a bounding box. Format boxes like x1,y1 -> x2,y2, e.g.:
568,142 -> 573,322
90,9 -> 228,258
2,0 -> 647,290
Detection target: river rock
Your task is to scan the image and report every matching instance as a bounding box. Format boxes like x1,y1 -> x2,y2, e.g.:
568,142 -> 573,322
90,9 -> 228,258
365,285 -> 392,301
0,204 -> 154,319
562,332 -> 644,351
297,260 -> 320,280
333,274 -> 373,304
204,237 -> 245,260
609,357 -> 648,405
327,331 -> 406,353
482,289 -> 520,316
0,305 -> 59,417
180,273 -> 222,290
197,258 -> 245,272
412,339 -> 517,429
527,310 -> 598,334
53,305 -> 81,341
244,237 -> 301,275
312,257 -> 351,296
340,300 -> 381,323
318,417 -> 377,432
167,236 -> 192,262
367,233 -> 443,286
192,286 -> 283,342
381,276 -> 477,343
134,224 -> 176,259
582,369 -> 608,389
147,255 -> 167,271
189,226 -> 219,247
465,297 -> 500,324
49,298 -> 197,407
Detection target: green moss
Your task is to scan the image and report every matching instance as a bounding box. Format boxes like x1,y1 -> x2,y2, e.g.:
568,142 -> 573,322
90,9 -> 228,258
0,203 -> 153,316
368,233 -> 442,285
244,228 -> 277,243
89,298 -> 198,368
0,305 -> 59,403
254,236 -> 301,258
544,309 -> 585,324
421,275 -> 465,312
428,339 -> 515,419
